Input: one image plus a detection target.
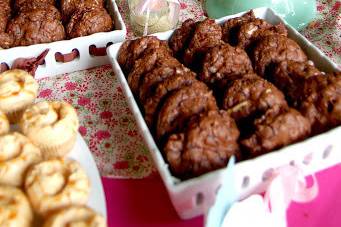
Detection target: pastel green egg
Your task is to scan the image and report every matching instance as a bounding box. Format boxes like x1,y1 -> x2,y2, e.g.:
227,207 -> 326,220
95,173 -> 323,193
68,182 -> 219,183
205,0 -> 316,30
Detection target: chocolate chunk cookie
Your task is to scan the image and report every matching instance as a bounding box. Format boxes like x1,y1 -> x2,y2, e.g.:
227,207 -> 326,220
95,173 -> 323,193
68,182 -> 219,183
237,20 -> 287,49
0,0 -> 11,32
169,19 -> 196,58
164,110 -> 240,178
300,72 -> 341,134
236,18 -> 272,47
252,35 -> 307,77
127,50 -> 179,95
271,60 -> 322,106
0,33 -> 13,49
156,82 -> 218,140
14,0 -> 55,13
138,64 -> 191,104
143,70 -> 197,127
117,36 -> 171,74
221,10 -> 255,45
60,0 -> 104,22
241,108 -> 311,157
200,43 -> 253,87
66,7 -> 113,38
6,6 -> 65,47
183,18 -> 222,68
222,74 -> 288,122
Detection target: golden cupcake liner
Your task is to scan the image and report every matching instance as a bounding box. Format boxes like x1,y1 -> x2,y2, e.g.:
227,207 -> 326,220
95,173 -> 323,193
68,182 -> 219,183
4,102 -> 35,124
6,108 -> 26,124
34,133 -> 77,159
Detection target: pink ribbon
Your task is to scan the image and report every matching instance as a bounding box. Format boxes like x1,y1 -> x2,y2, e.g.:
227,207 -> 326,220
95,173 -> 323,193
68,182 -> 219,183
222,164 -> 319,227
264,165 -> 318,226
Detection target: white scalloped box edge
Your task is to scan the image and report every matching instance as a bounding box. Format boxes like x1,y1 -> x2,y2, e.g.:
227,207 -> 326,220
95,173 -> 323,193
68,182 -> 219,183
0,0 -> 126,79
107,7 -> 341,220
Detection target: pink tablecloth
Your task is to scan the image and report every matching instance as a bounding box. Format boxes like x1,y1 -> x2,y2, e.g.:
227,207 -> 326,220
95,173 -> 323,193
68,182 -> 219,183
36,0 -> 341,226
102,165 -> 341,227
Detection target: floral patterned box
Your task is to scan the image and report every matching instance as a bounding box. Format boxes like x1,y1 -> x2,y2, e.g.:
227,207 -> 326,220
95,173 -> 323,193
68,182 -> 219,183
0,0 -> 126,79
108,7 -> 340,220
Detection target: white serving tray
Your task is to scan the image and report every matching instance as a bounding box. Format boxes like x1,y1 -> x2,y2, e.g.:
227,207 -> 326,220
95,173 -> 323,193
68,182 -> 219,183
69,134 -> 107,218
4,129 -> 107,221
0,0 -> 126,79
107,7 -> 341,220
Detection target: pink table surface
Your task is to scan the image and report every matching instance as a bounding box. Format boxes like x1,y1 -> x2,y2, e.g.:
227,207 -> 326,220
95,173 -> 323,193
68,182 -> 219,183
102,164 -> 341,227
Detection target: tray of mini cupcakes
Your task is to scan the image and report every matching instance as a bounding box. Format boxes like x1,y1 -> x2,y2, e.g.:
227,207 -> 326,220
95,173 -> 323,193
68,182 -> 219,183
0,69 -> 107,226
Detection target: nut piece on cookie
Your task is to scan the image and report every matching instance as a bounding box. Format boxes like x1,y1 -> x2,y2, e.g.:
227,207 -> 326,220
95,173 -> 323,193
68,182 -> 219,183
222,74 -> 288,122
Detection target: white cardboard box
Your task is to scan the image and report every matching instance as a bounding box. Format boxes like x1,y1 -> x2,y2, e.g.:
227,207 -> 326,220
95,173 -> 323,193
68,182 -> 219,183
107,7 -> 341,220
0,0 -> 126,79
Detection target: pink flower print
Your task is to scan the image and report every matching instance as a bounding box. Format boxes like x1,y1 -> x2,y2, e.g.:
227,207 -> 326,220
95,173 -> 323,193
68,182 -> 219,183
77,97 -> 90,106
65,82 -> 77,90
125,107 -> 132,114
95,130 -> 111,141
136,155 -> 148,163
79,126 -> 87,136
180,2 -> 187,9
317,5 -> 324,12
94,91 -> 103,98
100,111 -> 113,119
127,130 -> 138,137
332,1 -> 340,12
113,161 -> 129,170
39,88 -> 52,98
77,83 -> 89,92
87,102 -> 97,114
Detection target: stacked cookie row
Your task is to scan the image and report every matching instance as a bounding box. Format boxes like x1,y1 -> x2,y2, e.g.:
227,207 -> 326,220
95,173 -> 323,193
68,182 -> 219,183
118,11 -> 340,179
0,69 -> 106,227
118,37 -> 240,179
0,0 -> 113,49
169,12 -> 340,156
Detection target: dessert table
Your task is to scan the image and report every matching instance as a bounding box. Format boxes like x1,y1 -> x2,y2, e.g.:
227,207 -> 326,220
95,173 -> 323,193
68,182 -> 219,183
36,0 -> 341,226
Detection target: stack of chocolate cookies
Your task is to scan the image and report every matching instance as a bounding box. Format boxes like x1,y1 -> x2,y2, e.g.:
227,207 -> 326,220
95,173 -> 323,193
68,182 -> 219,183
118,10 -> 341,179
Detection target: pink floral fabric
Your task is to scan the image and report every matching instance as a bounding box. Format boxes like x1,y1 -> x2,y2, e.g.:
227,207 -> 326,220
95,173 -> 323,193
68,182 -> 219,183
38,0 -> 340,178
37,66 -> 155,178
301,0 -> 341,66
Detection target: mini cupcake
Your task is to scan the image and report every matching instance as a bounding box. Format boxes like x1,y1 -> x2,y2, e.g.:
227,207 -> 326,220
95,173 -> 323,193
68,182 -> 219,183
20,100 -> 79,158
0,69 -> 39,123
0,110 -> 9,135
0,132 -> 42,187
43,206 -> 106,227
25,158 -> 90,217
0,185 -> 33,227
